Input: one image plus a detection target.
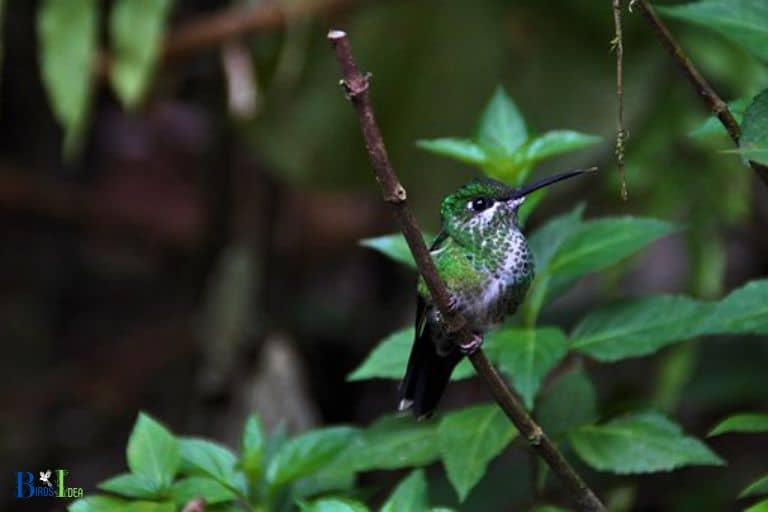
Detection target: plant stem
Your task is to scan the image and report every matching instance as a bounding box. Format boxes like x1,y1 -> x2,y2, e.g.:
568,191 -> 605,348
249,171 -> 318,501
632,0 -> 768,187
327,29 -> 606,512
612,0 -> 628,200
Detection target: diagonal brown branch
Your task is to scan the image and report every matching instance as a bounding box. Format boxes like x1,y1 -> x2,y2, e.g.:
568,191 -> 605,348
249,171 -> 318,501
96,0 -> 356,78
632,0 -> 768,187
327,29 -> 606,512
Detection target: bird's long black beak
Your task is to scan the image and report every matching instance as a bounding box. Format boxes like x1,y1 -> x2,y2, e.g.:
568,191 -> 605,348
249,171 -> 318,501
510,167 -> 598,199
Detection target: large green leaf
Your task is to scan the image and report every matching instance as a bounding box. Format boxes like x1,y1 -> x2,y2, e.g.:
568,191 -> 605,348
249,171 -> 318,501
69,496 -> 128,512
746,499 -> 768,512
547,217 -> 679,293
292,464 -> 356,499
708,413 -> 768,436
37,0 -> 98,156
527,204 -> 586,276
495,327 -> 568,409
266,426 -> 358,487
109,0 -> 173,109
298,497 -> 370,512
179,438 -> 238,486
170,476 -> 236,505
570,296 -> 710,362
524,130 -> 601,163
658,0 -> 768,62
381,469 -> 429,512
415,138 -> 486,166
699,279 -> 768,335
347,327 -> 414,381
740,89 -> 768,165
359,233 -> 434,269
437,404 -> 517,501
476,86 -> 527,157
97,473 -> 158,499
72,500 -> 174,512
742,474 -> 768,498
241,414 -> 265,486
568,412 -> 724,474
537,364 -> 597,439
523,205 -> 585,324
126,413 -> 180,493
348,326 -> 508,382
341,416 -> 441,471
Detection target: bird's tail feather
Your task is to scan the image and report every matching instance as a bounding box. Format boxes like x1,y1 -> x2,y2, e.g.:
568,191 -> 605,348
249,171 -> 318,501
399,325 -> 462,419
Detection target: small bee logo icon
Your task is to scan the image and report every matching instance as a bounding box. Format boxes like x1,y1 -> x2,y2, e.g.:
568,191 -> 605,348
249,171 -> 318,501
39,470 -> 53,488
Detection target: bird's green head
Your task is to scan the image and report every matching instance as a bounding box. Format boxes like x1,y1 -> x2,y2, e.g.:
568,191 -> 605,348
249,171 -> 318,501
440,168 -> 596,245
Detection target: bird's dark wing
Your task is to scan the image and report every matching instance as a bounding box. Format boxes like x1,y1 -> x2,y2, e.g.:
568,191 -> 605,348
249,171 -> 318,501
399,230 -> 462,419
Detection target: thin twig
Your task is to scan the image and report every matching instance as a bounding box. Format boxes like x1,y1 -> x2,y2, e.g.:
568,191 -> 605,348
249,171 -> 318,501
633,0 -> 768,187
327,29 -> 606,512
612,0 -> 628,200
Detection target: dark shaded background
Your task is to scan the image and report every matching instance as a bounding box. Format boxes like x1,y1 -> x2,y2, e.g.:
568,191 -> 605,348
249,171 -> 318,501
2,1 -> 767,510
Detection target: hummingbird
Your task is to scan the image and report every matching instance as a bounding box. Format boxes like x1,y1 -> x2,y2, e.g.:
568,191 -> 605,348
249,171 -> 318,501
398,168 -> 595,419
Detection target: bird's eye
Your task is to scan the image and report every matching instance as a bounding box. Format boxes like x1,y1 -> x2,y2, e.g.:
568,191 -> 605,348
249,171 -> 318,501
468,198 -> 493,212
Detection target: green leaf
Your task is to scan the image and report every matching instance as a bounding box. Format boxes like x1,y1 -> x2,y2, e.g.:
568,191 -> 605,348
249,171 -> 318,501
537,363 -> 597,438
568,412 -> 724,474
347,326 -> 507,383
689,97 -> 749,138
530,507 -> 570,512
97,473 -> 158,499
658,1 -> 768,62
293,464 -> 356,499
126,413 -> 179,492
570,296 -> 710,362
708,413 -> 768,436
298,497 -> 370,512
699,279 -> 768,335
266,426 -> 358,487
746,499 -> 768,512
523,204 -> 586,324
546,217 -> 679,296
528,204 -> 586,272
381,469 -> 429,512
109,0 -> 173,109
476,86 -> 528,157
495,327 -> 568,409
359,233 -> 434,269
241,414 -> 265,485
416,138 -> 486,166
179,438 -> 238,485
341,416 -> 441,471
438,404 -> 517,501
347,327 -> 413,381
37,0 -> 98,156
123,502 -> 175,512
69,496 -> 128,512
72,501 -> 174,512
740,89 -> 768,165
741,474 -> 768,498
525,130 -> 601,163
170,476 -> 237,505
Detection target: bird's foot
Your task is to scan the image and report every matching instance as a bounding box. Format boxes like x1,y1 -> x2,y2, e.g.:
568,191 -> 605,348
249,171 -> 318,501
458,332 -> 483,355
